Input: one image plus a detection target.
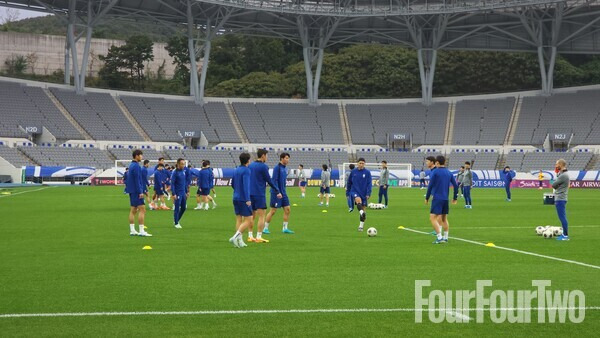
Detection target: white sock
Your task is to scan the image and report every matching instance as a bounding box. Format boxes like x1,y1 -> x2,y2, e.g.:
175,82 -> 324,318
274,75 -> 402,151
301,193 -> 305,197
359,221 -> 364,228
359,210 -> 364,216
130,224 -> 135,232
139,224 -> 144,233
213,201 -> 217,206
443,231 -> 449,240
233,231 -> 241,238
437,233 -> 443,240
283,222 -> 288,230
204,204 -> 209,210
248,232 -> 254,238
257,232 -> 262,239
264,222 -> 270,230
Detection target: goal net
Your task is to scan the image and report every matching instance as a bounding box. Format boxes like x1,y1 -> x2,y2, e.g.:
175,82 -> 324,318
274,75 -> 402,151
338,162 -> 412,188
113,159 -> 187,185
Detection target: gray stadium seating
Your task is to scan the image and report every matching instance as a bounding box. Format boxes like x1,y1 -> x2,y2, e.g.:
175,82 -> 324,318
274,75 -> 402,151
0,81 -> 82,140
232,103 -> 344,144
19,146 -> 113,169
120,97 -> 223,143
203,102 -> 241,143
453,98 -> 514,145
0,145 -> 37,167
513,90 -> 600,146
506,152 -> 591,171
346,102 -> 448,145
50,89 -> 142,141
164,148 -> 236,168
109,148 -> 164,162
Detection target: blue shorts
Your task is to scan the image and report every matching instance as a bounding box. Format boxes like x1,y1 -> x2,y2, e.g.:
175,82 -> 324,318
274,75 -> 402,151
270,194 -> 290,208
154,186 -> 164,196
350,192 -> 367,203
300,181 -> 307,187
250,195 -> 267,211
129,193 -> 145,207
197,187 -> 210,196
233,200 -> 253,217
430,199 -> 449,215
320,187 -> 331,194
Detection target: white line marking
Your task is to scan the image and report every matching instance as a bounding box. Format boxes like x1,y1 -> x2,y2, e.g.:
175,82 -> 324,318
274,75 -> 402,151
402,227 -> 600,270
0,187 -> 52,198
0,307 -> 598,318
409,225 -> 600,230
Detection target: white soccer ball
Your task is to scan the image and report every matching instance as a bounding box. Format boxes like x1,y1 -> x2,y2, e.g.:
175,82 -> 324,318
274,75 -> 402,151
553,227 -> 563,236
367,227 -> 377,237
542,229 -> 554,238
536,226 -> 545,235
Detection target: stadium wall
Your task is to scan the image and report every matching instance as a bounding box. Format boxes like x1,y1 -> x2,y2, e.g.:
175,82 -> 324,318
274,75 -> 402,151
0,31 -> 177,78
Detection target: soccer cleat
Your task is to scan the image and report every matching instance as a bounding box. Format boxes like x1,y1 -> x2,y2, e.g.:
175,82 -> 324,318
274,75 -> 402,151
556,234 -> 570,241
319,202 -> 323,206
433,238 -> 444,244
161,205 -> 170,210
358,226 -> 364,232
506,199 -> 511,202
282,228 -> 295,234
442,238 -> 448,243
237,236 -> 247,247
194,206 -> 203,210
130,230 -> 139,236
174,223 -> 182,229
247,237 -> 256,243
263,228 -> 271,234
348,208 -> 353,213
255,237 -> 270,243
229,236 -> 240,248
138,231 -> 153,237
429,231 -> 437,236
212,204 -> 217,209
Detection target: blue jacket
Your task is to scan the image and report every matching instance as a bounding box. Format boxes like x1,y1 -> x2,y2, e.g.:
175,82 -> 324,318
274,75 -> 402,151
503,170 -> 515,183
170,168 -> 187,196
426,167 -> 458,201
141,166 -> 149,191
198,168 -> 212,189
153,169 -> 166,189
185,167 -> 193,191
271,163 -> 288,196
125,161 -> 144,195
249,161 -> 279,197
232,165 -> 251,202
209,168 -> 215,189
347,168 -> 372,198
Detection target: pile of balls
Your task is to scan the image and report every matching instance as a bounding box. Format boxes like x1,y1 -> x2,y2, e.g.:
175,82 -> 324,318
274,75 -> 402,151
536,225 -> 563,238
368,203 -> 386,210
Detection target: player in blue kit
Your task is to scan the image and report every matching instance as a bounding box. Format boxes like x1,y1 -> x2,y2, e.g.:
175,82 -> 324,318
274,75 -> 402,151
171,158 -> 188,229
346,163 -> 356,212
151,163 -> 168,210
248,149 -> 281,243
142,160 -> 152,208
125,149 -> 151,237
264,153 -> 294,235
347,158 -> 372,232
229,153 -> 253,248
425,155 -> 458,244
503,166 -> 515,201
195,161 -> 216,210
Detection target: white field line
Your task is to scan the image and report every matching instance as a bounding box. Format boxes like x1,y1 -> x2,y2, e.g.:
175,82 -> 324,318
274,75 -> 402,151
408,225 -> 600,230
401,227 -> 600,270
1,307 -> 599,319
0,187 -> 53,198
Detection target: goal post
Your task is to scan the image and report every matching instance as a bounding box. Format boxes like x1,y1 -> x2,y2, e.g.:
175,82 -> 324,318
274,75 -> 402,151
339,162 -> 413,188
113,159 -> 187,185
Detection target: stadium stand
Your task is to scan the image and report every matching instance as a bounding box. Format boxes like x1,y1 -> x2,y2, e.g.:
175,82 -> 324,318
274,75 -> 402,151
505,151 -> 592,171
202,102 -> 241,143
346,102 -> 448,145
0,81 -> 82,140
164,148 -> 236,168
512,90 -> 600,146
109,148 -> 164,162
232,103 -> 344,144
120,96 -> 220,143
0,145 -> 37,167
19,146 -> 113,168
453,98 -> 514,145
50,89 -> 142,141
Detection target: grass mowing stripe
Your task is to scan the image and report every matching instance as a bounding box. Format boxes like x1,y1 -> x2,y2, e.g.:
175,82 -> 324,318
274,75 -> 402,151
0,187 -> 52,198
402,227 -> 600,270
1,307 -> 599,318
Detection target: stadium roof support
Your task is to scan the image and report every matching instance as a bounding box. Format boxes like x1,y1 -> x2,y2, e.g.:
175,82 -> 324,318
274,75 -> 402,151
4,0 -> 600,104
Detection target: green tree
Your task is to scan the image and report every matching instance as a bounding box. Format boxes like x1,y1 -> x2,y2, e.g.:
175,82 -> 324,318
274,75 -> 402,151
98,35 -> 154,90
165,34 -> 193,87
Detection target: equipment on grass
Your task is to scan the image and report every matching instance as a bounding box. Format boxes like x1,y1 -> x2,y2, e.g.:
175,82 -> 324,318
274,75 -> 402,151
339,162 -> 412,188
553,227 -> 563,236
368,203 -> 386,209
536,226 -> 545,235
543,193 -> 555,205
367,227 -> 377,237
316,193 -> 335,198
542,229 -> 554,238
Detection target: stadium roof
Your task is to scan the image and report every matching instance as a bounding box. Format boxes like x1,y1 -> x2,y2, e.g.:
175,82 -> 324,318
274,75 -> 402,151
2,0 -> 600,104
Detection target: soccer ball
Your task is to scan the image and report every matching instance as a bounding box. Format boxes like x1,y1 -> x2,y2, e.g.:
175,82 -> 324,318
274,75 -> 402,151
542,229 -> 554,238
553,227 -> 563,236
367,227 -> 377,237
536,226 -> 545,235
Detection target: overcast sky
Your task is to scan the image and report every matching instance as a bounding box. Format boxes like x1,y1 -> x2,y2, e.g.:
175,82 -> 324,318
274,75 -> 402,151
0,7 -> 49,22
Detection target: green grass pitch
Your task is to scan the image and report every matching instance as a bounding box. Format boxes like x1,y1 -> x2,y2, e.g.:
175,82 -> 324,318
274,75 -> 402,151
0,185 -> 599,336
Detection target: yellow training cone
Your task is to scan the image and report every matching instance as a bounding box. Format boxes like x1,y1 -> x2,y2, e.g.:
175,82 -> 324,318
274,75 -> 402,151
485,243 -> 495,247
142,246 -> 152,250
322,210 -> 328,213
292,204 -> 298,207
144,226 -> 148,229
397,226 -> 405,229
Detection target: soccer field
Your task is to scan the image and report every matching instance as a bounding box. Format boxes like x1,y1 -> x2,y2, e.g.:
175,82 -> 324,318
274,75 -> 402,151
0,185 -> 599,336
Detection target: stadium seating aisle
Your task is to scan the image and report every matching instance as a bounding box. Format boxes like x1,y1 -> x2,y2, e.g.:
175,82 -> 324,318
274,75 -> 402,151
453,98 -> 514,145
18,146 -> 113,169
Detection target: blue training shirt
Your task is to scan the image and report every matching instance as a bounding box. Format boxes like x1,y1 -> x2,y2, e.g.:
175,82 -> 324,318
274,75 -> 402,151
170,168 -> 187,196
141,166 -> 149,190
198,168 -> 212,189
125,161 -> 144,195
426,167 -> 459,201
209,168 -> 215,189
249,161 -> 279,197
347,167 -> 372,198
271,163 -> 288,196
232,165 -> 251,202
153,169 -> 166,189
504,170 -> 514,183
